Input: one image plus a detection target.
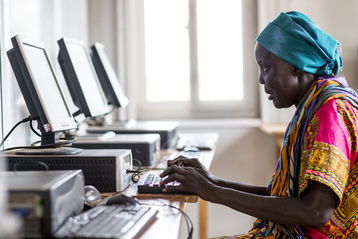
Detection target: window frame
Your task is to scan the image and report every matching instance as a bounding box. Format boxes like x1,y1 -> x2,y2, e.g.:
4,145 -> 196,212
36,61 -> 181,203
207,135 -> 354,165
120,0 -> 259,120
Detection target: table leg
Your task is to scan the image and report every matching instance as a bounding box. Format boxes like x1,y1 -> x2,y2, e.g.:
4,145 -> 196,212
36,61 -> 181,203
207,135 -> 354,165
199,198 -> 208,239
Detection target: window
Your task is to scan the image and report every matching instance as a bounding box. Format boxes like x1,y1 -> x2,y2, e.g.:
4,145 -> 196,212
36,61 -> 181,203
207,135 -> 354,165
121,0 -> 259,120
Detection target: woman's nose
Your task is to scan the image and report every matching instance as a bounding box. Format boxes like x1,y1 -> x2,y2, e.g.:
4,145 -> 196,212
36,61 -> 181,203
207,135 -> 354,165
258,74 -> 265,85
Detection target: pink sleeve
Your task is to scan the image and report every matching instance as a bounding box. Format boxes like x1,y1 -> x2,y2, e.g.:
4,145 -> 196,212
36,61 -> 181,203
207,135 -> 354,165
298,98 -> 358,199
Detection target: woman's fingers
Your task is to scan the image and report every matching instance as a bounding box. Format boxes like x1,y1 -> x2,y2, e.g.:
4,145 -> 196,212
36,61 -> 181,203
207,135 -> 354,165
160,172 -> 185,185
160,165 -> 185,177
163,185 -> 186,193
167,156 -> 199,167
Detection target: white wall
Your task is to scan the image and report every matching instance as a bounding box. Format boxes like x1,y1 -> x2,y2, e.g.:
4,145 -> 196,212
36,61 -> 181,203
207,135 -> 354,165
0,0 -> 89,148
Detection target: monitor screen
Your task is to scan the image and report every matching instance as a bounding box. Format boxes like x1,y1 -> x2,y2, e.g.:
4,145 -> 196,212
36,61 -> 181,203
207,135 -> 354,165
57,38 -> 110,118
8,35 -> 77,134
91,43 -> 128,108
22,44 -> 69,120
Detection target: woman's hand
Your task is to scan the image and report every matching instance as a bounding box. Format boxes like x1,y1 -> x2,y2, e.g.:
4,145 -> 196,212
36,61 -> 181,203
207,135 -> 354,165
159,165 -> 214,200
167,156 -> 218,184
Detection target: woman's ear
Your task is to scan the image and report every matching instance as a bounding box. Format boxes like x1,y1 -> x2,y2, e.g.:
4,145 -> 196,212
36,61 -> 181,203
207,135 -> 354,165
293,67 -> 301,76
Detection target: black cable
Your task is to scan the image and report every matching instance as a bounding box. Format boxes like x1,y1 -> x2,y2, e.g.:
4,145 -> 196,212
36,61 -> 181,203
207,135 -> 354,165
0,116 -> 32,148
104,105 -> 115,116
72,110 -> 82,117
30,138 -> 76,147
140,200 -> 193,239
29,119 -> 41,137
2,138 -> 76,152
129,159 -> 142,183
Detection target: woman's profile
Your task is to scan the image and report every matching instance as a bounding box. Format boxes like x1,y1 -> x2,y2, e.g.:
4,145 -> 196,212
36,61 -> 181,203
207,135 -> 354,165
161,11 -> 358,238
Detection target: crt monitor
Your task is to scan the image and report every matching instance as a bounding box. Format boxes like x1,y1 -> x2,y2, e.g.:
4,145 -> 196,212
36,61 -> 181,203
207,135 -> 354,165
91,43 -> 128,108
57,38 -> 110,118
7,35 -> 81,154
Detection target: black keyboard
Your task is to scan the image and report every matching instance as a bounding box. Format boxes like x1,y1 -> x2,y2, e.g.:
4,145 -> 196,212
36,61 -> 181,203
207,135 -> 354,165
54,204 -> 158,239
137,171 -> 181,194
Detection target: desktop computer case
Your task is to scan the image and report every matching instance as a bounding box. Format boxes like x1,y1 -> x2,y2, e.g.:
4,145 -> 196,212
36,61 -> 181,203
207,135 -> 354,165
87,121 -> 179,149
73,134 -> 160,166
6,149 -> 132,193
6,170 -> 84,238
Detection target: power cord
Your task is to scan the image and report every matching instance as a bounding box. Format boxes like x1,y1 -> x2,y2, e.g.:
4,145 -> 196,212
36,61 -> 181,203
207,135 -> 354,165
0,116 -> 32,148
124,162 -> 193,239
29,119 -> 41,137
2,138 -> 77,152
127,159 -> 143,183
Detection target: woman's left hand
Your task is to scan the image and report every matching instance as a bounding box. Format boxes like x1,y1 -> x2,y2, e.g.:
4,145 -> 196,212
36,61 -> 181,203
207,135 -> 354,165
160,165 -> 213,200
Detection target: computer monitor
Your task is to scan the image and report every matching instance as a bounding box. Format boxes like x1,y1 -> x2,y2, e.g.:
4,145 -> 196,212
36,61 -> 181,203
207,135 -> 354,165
7,35 -> 82,155
91,43 -> 128,108
57,38 -> 110,118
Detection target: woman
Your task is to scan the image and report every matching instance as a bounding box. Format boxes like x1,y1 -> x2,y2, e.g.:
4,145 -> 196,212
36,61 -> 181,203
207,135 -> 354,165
160,11 -> 358,238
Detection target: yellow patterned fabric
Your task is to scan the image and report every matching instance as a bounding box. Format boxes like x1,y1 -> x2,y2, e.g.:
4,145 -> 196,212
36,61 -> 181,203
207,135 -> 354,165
224,78 -> 358,238
298,99 -> 358,238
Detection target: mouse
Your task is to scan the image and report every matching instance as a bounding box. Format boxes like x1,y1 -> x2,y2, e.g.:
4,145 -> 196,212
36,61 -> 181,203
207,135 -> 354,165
106,194 -> 138,206
84,185 -> 102,208
182,146 -> 200,153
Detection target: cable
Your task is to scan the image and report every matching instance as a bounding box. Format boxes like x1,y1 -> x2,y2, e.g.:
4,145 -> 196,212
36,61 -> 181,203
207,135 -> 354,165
72,110 -> 82,117
30,138 -> 76,147
29,119 -> 41,137
129,159 -> 143,183
104,105 -> 115,116
2,138 -> 77,152
140,200 -> 193,239
0,116 -> 32,148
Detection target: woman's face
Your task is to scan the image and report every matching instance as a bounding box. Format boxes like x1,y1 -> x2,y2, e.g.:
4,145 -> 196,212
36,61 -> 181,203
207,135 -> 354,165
254,43 -> 304,108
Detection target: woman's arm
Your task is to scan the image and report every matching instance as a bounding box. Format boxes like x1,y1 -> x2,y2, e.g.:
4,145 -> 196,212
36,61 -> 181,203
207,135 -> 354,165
160,165 -> 338,227
168,156 -> 268,195
211,176 -> 268,195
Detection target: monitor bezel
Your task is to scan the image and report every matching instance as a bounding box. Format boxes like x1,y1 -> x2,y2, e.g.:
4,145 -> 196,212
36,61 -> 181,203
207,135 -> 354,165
8,35 -> 77,134
91,42 -> 129,108
57,37 -> 110,118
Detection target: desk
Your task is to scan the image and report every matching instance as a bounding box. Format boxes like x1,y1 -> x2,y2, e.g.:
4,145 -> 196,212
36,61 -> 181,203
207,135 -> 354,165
260,123 -> 287,159
102,133 -> 218,239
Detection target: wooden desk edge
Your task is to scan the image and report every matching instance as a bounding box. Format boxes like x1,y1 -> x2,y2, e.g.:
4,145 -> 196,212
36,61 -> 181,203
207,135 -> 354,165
101,192 -> 198,203
260,123 -> 287,136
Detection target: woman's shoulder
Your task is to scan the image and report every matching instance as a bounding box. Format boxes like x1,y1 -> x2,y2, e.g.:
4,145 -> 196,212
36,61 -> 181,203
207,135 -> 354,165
316,98 -> 358,119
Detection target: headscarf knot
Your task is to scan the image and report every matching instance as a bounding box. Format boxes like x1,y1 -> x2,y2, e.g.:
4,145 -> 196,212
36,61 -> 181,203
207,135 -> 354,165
317,59 -> 336,76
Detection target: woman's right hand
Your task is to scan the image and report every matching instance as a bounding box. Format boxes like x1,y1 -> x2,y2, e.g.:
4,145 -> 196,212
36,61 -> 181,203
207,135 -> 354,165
167,155 -> 217,184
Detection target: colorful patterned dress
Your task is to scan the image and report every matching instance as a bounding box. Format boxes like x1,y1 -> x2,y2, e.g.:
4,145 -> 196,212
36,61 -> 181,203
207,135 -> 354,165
213,77 -> 358,239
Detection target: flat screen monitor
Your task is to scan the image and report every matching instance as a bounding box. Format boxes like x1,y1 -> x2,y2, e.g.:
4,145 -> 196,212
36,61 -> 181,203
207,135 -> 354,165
91,43 -> 128,108
7,35 -> 81,154
57,38 -> 110,118
7,35 -> 77,135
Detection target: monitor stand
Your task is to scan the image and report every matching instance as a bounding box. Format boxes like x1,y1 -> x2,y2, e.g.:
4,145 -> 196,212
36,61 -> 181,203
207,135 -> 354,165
15,132 -> 83,155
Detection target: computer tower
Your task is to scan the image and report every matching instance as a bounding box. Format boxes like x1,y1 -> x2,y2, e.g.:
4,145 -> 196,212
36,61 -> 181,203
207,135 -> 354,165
6,149 -> 132,193
72,134 -> 160,166
87,121 -> 179,149
6,170 -> 84,238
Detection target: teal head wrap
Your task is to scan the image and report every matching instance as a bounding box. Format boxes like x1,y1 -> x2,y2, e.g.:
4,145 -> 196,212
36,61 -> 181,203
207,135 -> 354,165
256,11 -> 342,76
